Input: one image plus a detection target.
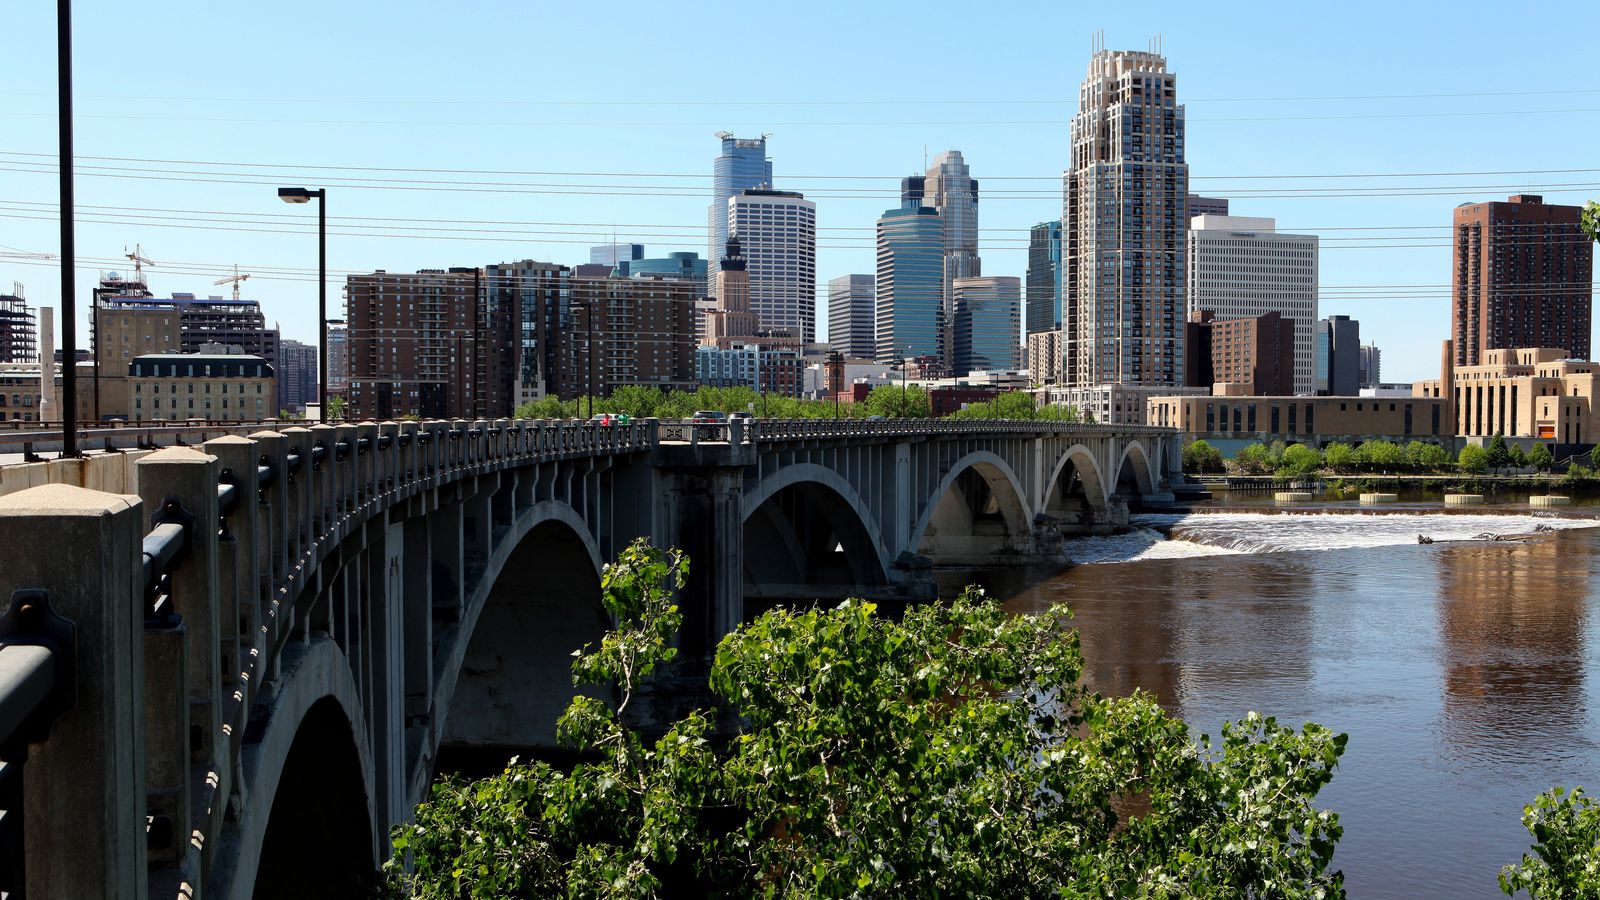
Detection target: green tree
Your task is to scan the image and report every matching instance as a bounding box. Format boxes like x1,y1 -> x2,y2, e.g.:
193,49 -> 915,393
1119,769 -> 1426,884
863,383 -> 930,418
1588,441 -> 1600,471
1183,439 -> 1225,474
1233,443 -> 1273,475
1321,442 -> 1357,473
1582,201 -> 1600,243
1528,441 -> 1554,472
324,395 -> 348,421
1486,433 -> 1510,472
389,540 -> 1349,899
1277,443 -> 1321,478
1499,787 -> 1600,898
1506,443 -> 1527,471
1356,440 -> 1405,472
1458,444 -> 1490,474
1409,442 -> 1451,472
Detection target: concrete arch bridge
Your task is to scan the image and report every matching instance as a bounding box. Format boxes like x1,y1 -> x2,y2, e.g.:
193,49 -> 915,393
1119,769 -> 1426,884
0,416 -> 1180,898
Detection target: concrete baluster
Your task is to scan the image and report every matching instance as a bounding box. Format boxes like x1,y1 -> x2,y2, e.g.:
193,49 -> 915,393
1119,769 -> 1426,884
306,424 -> 336,539
334,423 -> 359,526
0,485 -> 149,900
377,421 -> 399,495
356,422 -> 380,506
279,426 -> 311,559
136,446 -> 227,883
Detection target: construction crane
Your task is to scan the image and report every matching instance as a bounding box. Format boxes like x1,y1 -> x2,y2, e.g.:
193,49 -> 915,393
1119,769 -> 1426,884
215,265 -> 251,301
123,244 -> 155,289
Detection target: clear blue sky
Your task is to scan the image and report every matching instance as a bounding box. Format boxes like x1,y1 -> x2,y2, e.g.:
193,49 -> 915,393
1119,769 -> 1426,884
3,0 -> 1598,383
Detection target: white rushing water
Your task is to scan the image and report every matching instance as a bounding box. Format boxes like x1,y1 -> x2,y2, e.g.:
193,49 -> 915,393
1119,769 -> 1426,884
1059,510 -> 1597,565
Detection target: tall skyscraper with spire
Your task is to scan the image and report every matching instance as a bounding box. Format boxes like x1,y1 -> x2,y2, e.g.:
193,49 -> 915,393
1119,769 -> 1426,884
708,133 -> 773,271
904,150 -> 980,366
1064,46 -> 1188,388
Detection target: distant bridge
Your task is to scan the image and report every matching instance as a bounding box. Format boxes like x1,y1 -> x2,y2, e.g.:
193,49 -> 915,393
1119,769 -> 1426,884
0,416 -> 1180,898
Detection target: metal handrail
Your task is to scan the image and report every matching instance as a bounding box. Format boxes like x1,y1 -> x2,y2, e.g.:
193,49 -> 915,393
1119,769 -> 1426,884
0,646 -> 55,747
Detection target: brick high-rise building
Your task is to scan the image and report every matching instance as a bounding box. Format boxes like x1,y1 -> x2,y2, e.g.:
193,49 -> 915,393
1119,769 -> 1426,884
1452,195 -> 1593,366
1184,310 -> 1295,396
1065,48 -> 1189,388
557,274 -> 696,398
345,268 -> 482,419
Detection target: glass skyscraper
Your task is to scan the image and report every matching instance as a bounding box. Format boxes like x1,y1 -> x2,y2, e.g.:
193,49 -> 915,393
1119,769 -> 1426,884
953,276 -> 1022,374
875,206 -> 945,364
708,134 -> 772,273
1025,221 -> 1062,336
914,151 -> 980,365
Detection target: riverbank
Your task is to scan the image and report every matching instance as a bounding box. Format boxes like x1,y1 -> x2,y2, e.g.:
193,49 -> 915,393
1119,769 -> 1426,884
1203,473 -> 1600,496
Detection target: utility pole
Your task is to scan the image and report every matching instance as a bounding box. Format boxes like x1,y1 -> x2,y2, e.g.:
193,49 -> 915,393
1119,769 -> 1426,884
57,0 -> 78,456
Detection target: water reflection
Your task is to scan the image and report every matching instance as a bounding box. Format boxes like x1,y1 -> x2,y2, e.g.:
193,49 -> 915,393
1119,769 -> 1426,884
950,515 -> 1600,899
1435,533 -> 1593,754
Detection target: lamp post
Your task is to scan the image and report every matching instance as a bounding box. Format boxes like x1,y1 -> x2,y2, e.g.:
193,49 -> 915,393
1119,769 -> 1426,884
58,0 -> 78,456
277,187 -> 327,418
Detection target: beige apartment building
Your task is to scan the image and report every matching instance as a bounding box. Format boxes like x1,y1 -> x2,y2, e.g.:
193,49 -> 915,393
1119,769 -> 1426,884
129,353 -> 276,423
1414,343 -> 1599,445
1148,393 -> 1451,451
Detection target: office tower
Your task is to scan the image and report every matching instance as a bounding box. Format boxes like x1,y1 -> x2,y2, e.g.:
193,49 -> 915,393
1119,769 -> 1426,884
0,287 -> 37,363
1025,221 -> 1062,335
708,133 -> 773,271
952,276 -> 1022,374
484,259 -> 569,410
589,244 -> 645,275
827,274 -> 876,359
704,238 -> 760,348
726,188 -> 817,344
1315,315 -> 1360,395
920,150 -> 981,365
345,268 -> 482,419
630,251 -> 709,301
1451,195 -> 1593,366
1065,48 -> 1189,388
1186,215 -> 1319,394
1184,310 -> 1296,395
560,273 -> 696,398
1359,344 -> 1381,389
277,339 -> 318,412
326,323 -> 349,400
1187,194 -> 1228,219
875,206 -> 945,363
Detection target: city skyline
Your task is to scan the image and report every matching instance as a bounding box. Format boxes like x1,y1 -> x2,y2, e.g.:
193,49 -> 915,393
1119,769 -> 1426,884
3,2 -> 1599,384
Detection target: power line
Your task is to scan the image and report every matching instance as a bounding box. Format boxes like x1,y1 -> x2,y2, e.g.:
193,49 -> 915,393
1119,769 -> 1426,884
5,86 -> 1599,106
6,149 -> 1600,183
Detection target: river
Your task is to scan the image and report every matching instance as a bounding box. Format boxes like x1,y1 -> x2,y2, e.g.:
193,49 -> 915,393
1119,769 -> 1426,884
945,506 -> 1600,899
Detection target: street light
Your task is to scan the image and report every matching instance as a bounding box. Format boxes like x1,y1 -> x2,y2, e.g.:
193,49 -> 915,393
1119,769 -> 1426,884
277,187 -> 327,418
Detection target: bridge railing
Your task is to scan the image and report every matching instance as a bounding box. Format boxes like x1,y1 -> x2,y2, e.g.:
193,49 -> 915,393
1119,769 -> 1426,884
0,415 -> 663,896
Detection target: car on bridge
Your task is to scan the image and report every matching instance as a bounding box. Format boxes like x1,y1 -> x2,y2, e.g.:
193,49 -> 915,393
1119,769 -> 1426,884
690,410 -> 727,425
590,413 -> 631,426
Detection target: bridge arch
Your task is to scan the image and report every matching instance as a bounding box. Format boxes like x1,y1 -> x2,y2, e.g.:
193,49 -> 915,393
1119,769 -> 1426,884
218,636 -> 377,900
1042,442 -> 1109,514
911,450 -> 1033,563
742,463 -> 894,614
440,500 -> 610,760
1115,439 -> 1158,497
